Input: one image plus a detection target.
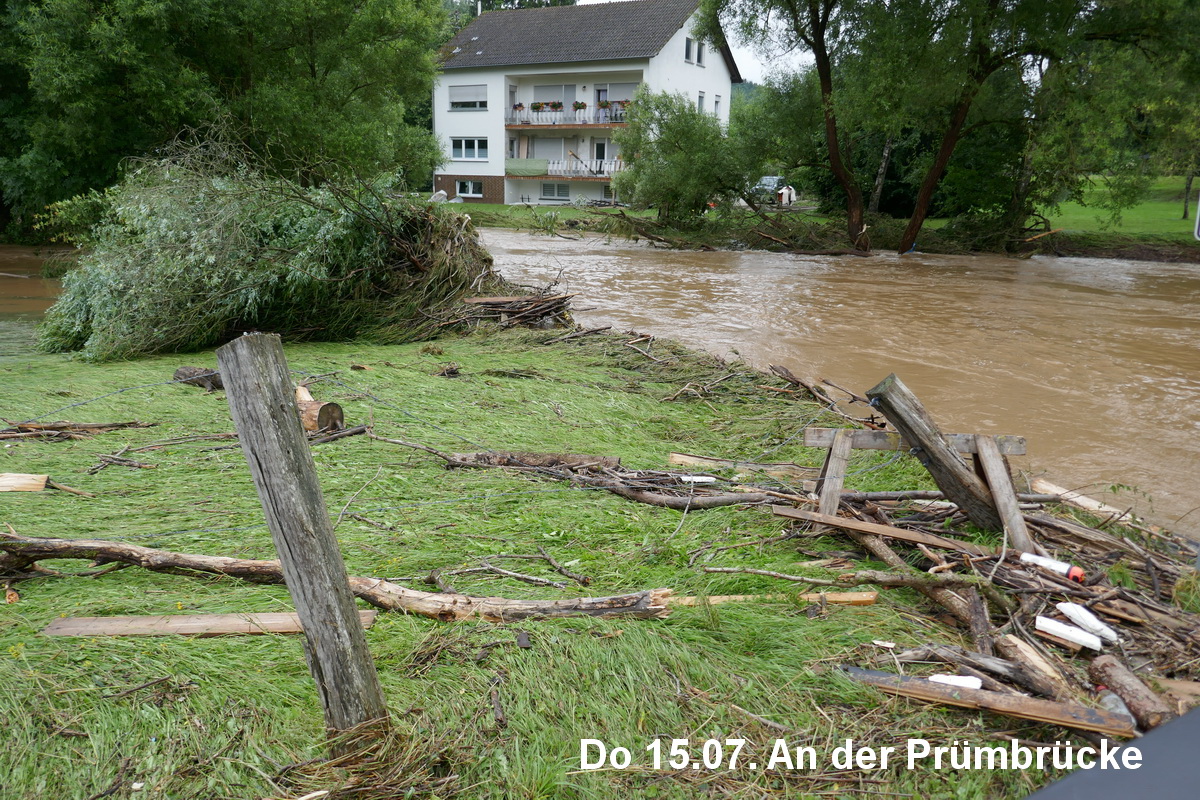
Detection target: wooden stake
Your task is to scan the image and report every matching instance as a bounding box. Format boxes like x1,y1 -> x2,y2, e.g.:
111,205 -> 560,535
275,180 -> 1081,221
217,334 -> 388,746
973,434 -> 1036,552
866,375 -> 1003,531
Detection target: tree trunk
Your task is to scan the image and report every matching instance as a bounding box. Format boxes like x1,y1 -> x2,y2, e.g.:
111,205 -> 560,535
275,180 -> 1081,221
1184,173 -> 1194,220
806,1 -> 867,250
897,86 -> 979,254
868,136 -> 893,214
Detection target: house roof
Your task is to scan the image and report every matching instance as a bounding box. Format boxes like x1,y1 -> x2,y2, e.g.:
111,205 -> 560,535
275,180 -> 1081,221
440,0 -> 742,82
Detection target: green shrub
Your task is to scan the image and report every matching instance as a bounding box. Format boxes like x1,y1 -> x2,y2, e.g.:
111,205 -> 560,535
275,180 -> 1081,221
38,139 -> 504,361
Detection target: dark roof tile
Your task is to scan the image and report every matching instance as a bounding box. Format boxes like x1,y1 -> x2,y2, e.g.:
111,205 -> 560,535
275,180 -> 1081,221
441,0 -> 702,70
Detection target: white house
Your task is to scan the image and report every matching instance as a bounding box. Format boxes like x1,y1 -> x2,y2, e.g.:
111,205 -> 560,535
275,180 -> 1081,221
433,0 -> 741,205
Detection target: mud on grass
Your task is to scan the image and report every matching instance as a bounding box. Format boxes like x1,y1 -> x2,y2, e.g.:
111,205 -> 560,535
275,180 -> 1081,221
4,329 -> 1072,798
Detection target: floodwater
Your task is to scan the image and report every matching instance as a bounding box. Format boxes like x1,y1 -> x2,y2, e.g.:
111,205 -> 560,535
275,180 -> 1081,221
3,236 -> 1198,536
0,246 -> 64,359
480,229 -> 1200,537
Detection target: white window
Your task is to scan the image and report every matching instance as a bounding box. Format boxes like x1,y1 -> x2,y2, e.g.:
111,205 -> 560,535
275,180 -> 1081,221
540,182 -> 569,200
696,42 -> 705,66
457,180 -> 483,197
451,138 -> 488,160
714,95 -> 722,116
603,184 -> 614,200
449,84 -> 487,110
684,37 -> 693,62
697,92 -> 705,111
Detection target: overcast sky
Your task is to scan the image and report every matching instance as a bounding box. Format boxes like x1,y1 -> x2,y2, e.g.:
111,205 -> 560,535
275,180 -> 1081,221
575,0 -> 800,84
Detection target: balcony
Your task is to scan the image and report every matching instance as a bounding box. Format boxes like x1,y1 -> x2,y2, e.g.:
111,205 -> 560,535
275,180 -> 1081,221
506,107 -> 629,127
506,158 -> 625,179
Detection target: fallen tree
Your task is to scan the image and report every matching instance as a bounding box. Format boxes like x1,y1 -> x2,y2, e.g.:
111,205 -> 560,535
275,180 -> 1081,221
0,531 -> 672,622
38,136 -> 508,361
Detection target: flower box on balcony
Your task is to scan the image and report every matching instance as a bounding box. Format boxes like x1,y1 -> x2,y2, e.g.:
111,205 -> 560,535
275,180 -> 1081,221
572,101 -> 587,111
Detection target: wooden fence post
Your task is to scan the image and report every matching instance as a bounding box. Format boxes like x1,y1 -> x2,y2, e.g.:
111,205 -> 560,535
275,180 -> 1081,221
866,374 -> 1003,532
217,334 -> 389,744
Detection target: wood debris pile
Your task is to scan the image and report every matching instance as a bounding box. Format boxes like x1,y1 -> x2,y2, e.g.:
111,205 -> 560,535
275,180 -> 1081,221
455,294 -> 575,329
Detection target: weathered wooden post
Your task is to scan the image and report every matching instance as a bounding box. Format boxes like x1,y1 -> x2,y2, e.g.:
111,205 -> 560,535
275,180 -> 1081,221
217,334 -> 388,746
866,374 -> 1003,532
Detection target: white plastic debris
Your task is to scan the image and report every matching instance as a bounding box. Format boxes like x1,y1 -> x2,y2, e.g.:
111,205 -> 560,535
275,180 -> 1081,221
1036,616 -> 1104,650
872,640 -> 896,649
679,475 -> 718,484
928,674 -> 983,690
1055,602 -> 1120,643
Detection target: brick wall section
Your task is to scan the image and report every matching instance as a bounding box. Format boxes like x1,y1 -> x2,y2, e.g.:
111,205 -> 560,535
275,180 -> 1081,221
435,174 -> 505,204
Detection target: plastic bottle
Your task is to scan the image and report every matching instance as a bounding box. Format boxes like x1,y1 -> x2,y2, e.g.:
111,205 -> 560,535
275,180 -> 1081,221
1019,552 -> 1086,583
1096,686 -> 1134,720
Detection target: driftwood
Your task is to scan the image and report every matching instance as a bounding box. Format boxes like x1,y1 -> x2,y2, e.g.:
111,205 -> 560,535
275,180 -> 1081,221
893,644 -> 1060,699
0,420 -> 156,441
0,532 -> 672,622
173,366 -> 223,392
294,385 -> 345,433
843,666 -> 1136,737
449,451 -> 620,471
1088,655 -> 1176,730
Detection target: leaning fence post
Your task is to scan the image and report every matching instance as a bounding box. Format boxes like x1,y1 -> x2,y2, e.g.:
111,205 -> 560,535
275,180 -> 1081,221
867,374 -> 1003,532
216,333 -> 389,747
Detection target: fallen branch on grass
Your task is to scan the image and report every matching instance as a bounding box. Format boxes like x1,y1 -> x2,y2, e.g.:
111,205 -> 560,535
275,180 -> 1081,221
0,531 -> 671,622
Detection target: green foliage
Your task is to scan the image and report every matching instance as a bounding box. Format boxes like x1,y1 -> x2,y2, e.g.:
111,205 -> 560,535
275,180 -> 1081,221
0,0 -> 445,231
37,137 -> 502,361
613,88 -> 754,221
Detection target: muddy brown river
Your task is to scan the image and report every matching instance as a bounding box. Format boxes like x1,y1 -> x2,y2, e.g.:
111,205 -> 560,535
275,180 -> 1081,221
479,229 -> 1200,537
2,236 -> 1197,535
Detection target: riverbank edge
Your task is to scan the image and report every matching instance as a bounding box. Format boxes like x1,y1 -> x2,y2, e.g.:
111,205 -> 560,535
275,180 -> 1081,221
4,327 -> 1184,798
463,206 -> 1200,264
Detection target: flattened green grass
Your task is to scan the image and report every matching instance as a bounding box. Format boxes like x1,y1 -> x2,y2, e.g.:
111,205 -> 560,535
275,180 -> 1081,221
2,330 -> 1067,799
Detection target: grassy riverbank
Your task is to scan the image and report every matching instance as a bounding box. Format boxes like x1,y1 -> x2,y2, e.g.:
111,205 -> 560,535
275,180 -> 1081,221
0,328 -> 1174,799
462,176 -> 1200,261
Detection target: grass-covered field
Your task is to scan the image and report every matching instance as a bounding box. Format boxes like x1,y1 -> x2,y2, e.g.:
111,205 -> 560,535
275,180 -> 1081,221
0,329 -> 1115,799
1047,176 -> 1196,238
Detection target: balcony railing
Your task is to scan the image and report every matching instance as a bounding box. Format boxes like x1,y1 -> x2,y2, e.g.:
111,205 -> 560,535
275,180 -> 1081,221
506,158 -> 625,178
548,158 -> 625,177
506,108 -> 629,126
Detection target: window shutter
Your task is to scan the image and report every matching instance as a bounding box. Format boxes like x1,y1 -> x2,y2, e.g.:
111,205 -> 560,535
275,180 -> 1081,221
449,85 -> 487,103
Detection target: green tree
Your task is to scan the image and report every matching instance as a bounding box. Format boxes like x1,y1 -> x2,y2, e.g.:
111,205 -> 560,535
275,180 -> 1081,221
613,88 -> 755,220
0,0 -> 444,233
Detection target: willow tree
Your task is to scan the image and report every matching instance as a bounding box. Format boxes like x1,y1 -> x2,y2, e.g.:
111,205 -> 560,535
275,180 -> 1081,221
700,0 -> 1199,253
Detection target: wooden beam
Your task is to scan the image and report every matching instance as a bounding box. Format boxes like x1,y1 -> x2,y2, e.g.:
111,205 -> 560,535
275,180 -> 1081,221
866,375 -> 1003,531
42,611 -> 379,638
217,333 -> 389,745
973,435 -> 1036,552
0,473 -> 49,492
815,429 -> 854,525
843,666 -> 1136,737
804,428 -> 1026,455
772,506 -> 996,556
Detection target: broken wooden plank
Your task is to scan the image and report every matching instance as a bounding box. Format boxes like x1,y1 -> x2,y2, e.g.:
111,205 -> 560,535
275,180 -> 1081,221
670,592 -> 878,607
974,434 -> 1036,552
994,634 -> 1073,701
866,375 -> 1004,531
772,506 -> 996,557
667,452 -> 816,480
1029,478 -> 1136,523
814,429 -> 854,532
804,428 -> 1026,455
42,610 -> 380,637
842,665 -> 1136,737
0,473 -> 49,492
